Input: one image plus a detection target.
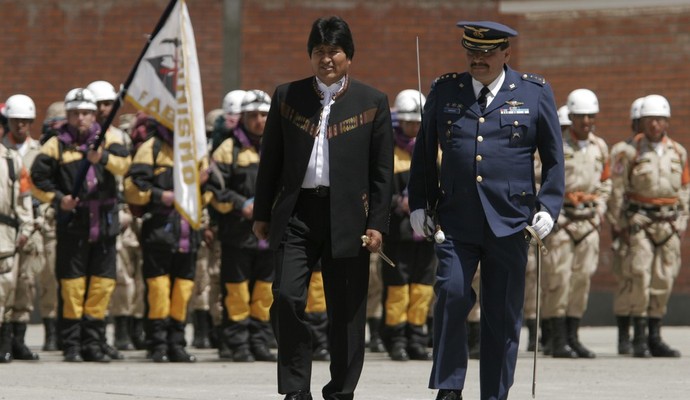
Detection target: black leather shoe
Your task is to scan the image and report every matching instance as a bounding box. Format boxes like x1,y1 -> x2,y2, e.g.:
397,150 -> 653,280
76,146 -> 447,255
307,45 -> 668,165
252,345 -> 277,362
169,347 -> 197,362
284,390 -> 313,400
232,347 -> 255,362
436,389 -> 462,400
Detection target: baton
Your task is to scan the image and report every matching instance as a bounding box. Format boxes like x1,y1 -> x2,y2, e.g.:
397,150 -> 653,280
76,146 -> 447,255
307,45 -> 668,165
524,225 -> 548,399
360,235 -> 395,267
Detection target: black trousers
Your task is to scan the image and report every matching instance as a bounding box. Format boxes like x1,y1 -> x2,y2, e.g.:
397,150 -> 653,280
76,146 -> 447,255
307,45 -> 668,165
55,233 -> 116,354
272,192 -> 370,400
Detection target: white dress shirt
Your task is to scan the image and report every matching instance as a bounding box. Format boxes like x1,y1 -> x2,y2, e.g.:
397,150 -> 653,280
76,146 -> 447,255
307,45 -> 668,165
302,77 -> 345,188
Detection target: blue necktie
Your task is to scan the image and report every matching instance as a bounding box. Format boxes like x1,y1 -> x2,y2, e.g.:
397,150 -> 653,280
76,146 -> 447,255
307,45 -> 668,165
478,86 -> 490,112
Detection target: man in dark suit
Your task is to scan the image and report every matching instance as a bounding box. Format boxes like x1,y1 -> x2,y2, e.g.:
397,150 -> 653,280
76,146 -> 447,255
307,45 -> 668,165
407,21 -> 565,400
252,16 -> 394,400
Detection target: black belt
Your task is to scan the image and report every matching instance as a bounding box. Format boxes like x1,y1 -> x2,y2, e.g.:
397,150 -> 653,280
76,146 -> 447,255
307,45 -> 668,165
301,186 -> 330,197
0,213 -> 18,229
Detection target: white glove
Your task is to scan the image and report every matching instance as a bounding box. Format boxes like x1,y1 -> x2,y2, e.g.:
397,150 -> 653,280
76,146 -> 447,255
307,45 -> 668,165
410,209 -> 435,237
531,211 -> 554,239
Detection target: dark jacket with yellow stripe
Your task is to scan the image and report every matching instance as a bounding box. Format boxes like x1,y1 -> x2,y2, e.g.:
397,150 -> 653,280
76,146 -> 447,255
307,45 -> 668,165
30,125 -> 131,238
254,76 -> 394,258
209,131 -> 261,248
123,136 -> 210,252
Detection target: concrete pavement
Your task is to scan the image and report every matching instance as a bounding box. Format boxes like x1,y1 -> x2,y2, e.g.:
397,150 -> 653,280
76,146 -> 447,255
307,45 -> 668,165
1,324 -> 688,399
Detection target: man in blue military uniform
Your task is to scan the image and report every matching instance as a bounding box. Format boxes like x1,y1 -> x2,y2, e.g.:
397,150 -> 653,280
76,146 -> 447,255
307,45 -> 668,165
408,21 -> 565,400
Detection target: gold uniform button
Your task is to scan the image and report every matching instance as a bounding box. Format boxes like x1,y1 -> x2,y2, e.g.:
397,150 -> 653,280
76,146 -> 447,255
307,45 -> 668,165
476,155 -> 482,161
521,191 -> 526,196
479,117 -> 485,123
476,175 -> 483,183
513,120 -> 519,126
447,120 -> 452,125
477,136 -> 484,142
522,74 -> 528,79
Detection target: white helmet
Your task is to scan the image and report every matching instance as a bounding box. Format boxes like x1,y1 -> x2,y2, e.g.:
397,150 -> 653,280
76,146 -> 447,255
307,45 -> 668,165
639,94 -> 670,118
86,80 -> 118,102
557,105 -> 572,126
205,108 -> 224,132
241,90 -> 271,113
222,89 -> 246,115
567,88 -> 599,115
394,89 -> 426,122
44,101 -> 66,123
5,94 -> 36,119
630,97 -> 645,120
64,88 -> 98,111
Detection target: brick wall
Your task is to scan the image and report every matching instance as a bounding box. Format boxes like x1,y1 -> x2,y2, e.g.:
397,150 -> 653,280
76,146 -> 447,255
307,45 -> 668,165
2,0 -> 690,306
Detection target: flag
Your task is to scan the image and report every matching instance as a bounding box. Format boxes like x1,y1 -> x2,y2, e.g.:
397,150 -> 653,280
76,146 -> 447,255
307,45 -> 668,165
125,0 -> 207,229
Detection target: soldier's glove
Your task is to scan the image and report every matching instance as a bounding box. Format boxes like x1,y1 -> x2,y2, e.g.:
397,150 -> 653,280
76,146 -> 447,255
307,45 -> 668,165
410,209 -> 435,237
531,211 -> 554,239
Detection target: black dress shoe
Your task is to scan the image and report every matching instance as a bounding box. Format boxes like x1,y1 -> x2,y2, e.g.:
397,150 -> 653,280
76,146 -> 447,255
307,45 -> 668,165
284,390 -> 313,400
436,389 -> 462,400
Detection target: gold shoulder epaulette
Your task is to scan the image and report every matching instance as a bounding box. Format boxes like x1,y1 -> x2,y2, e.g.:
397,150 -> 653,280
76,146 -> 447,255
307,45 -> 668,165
521,73 -> 546,86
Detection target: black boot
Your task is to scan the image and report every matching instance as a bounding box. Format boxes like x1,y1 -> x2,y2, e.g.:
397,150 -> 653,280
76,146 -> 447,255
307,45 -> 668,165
0,323 -> 12,363
632,317 -> 651,358
616,316 -> 632,355
42,318 -> 58,351
467,321 -> 480,360
114,316 -> 134,351
367,317 -> 386,353
648,318 -> 680,357
406,323 -> 431,361
540,318 -> 552,356
525,319 -> 537,352
550,317 -> 577,358
98,321 -> 124,360
565,317 -> 595,358
130,317 -> 147,350
192,310 -> 212,349
168,319 -> 196,362
216,326 -> 233,359
11,322 -> 39,360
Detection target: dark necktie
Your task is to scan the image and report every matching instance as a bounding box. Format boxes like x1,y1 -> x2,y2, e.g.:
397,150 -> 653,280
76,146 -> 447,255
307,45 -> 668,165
478,86 -> 490,112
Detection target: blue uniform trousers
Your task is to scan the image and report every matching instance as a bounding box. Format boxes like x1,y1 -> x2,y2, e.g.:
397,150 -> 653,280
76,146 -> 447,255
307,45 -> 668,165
429,221 -> 528,400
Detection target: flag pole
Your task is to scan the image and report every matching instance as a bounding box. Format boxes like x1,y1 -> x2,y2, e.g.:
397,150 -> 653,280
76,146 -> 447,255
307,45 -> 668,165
68,0 -> 179,198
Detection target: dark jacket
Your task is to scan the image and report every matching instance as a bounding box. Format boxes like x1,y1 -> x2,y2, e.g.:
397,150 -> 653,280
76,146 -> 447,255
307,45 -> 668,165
253,76 -> 394,258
